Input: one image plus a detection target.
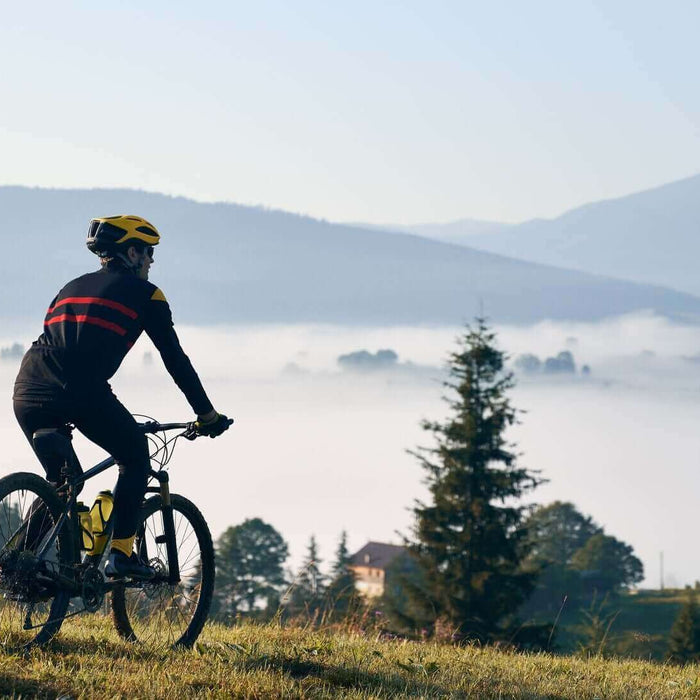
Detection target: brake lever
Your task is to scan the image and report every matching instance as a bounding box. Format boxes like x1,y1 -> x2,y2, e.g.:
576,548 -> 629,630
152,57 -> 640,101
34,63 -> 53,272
183,417 -> 234,441
182,422 -> 199,441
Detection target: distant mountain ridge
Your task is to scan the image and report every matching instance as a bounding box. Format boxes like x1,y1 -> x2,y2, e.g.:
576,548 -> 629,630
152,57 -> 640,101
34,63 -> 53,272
385,174 -> 700,296
355,218 -> 513,239
2,185 -> 700,327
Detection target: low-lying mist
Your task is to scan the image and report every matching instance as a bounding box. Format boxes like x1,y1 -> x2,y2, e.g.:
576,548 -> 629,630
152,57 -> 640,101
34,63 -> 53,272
1,310 -> 699,587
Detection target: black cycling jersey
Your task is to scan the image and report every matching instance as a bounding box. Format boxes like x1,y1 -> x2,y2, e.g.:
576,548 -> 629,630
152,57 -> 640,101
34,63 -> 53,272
14,263 -> 213,416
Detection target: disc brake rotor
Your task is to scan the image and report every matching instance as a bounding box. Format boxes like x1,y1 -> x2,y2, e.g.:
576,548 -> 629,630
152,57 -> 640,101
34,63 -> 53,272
141,558 -> 168,599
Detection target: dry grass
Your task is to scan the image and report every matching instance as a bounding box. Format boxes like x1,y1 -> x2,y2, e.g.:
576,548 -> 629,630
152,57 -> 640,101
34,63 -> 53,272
0,615 -> 699,698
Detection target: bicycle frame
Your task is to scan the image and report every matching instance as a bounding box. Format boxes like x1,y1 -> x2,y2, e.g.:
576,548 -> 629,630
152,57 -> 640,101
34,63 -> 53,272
34,421 -> 193,594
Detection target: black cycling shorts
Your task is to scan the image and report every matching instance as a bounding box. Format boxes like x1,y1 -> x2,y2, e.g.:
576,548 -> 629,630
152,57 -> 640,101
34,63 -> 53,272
13,386 -> 150,540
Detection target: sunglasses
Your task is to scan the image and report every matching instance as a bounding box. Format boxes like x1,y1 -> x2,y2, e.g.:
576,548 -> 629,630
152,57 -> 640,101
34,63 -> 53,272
144,246 -> 154,259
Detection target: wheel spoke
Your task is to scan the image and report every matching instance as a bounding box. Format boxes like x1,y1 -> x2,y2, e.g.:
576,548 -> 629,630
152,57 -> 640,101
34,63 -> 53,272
111,496 -> 212,648
0,476 -> 73,650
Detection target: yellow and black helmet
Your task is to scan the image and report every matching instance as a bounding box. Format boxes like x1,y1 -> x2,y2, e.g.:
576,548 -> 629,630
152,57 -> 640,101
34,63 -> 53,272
86,215 -> 160,257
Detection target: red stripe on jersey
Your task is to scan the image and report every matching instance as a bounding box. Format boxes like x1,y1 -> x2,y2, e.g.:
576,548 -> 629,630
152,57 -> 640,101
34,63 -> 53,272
47,297 -> 138,319
45,314 -> 127,337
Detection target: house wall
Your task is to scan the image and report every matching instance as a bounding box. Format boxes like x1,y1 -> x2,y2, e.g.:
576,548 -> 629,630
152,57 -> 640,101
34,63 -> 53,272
350,565 -> 386,598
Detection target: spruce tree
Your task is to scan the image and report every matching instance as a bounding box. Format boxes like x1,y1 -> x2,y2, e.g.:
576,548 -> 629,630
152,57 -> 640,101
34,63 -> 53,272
326,530 -> 359,618
667,590 -> 700,663
303,534 -> 325,595
406,318 -> 543,640
287,535 -> 326,617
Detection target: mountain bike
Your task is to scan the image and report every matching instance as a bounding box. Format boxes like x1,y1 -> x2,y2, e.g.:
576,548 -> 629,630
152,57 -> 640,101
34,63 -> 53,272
0,418 -> 227,651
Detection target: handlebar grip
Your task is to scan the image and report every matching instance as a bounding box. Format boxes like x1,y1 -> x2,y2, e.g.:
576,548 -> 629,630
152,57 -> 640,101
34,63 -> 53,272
184,417 -> 233,441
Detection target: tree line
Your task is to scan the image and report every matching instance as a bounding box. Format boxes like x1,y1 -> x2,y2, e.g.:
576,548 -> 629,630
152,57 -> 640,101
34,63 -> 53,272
211,319 -> 697,658
211,524 -> 360,623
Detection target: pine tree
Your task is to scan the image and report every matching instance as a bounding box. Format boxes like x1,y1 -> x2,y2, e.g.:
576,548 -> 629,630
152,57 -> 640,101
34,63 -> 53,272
287,535 -> 326,618
326,530 -> 359,618
330,531 -> 350,579
667,590 -> 700,663
405,318 -> 543,640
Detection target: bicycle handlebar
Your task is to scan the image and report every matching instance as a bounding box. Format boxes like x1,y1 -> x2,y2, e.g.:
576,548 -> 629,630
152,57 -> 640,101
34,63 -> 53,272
139,419 -> 234,441
140,421 -> 191,434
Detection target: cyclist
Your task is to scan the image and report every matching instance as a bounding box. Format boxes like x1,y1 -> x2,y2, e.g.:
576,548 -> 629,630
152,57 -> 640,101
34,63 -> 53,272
13,215 -> 230,579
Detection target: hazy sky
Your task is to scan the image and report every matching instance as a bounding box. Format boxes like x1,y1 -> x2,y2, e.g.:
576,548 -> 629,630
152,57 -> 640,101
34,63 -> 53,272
1,1 -> 699,223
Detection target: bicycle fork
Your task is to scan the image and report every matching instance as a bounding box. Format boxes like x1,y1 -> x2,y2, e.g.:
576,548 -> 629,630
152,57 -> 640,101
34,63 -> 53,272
150,470 -> 180,585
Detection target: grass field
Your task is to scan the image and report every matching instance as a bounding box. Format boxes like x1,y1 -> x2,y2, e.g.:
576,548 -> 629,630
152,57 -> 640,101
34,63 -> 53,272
2,615 -> 700,699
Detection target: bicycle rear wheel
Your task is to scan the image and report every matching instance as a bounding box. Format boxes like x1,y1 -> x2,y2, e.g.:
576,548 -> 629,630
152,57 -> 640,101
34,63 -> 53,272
110,493 -> 214,648
0,472 -> 75,650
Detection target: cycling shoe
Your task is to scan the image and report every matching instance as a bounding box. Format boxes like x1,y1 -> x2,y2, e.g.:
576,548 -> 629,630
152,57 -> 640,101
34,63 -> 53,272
105,551 -> 155,580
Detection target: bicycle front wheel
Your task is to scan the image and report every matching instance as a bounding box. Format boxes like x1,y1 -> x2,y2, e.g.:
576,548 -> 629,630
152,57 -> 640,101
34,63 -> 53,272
0,472 -> 75,650
110,493 -> 215,648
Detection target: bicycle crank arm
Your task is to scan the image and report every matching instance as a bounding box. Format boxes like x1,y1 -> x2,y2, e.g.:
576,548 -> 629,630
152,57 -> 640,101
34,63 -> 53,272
102,575 -> 168,592
36,571 -> 81,597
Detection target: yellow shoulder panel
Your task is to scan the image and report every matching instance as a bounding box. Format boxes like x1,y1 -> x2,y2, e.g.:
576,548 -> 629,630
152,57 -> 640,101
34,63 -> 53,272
150,288 -> 167,302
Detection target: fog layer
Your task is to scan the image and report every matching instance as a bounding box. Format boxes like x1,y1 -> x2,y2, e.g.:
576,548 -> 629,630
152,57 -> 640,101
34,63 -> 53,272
1,312 -> 698,586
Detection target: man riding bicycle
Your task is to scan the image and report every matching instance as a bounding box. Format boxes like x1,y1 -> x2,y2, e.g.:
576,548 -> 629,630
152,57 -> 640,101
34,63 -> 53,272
13,215 -> 230,579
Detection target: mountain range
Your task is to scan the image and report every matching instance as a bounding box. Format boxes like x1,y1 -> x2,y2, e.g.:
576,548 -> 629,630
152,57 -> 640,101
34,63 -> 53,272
385,174 -> 700,297
2,184 -> 699,328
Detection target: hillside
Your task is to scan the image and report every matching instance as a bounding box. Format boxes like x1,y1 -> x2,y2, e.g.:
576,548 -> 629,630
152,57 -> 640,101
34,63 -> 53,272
3,186 -> 700,327
395,174 -> 700,296
3,617 -> 699,699
539,589 -> 685,661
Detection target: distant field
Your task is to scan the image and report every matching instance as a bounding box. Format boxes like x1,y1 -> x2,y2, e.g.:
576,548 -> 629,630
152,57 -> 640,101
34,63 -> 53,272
2,616 -> 700,699
550,589 -> 686,660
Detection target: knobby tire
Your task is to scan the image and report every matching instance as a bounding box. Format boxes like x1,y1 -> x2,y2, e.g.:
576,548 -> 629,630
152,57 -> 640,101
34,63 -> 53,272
0,472 -> 75,650
110,493 -> 215,648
